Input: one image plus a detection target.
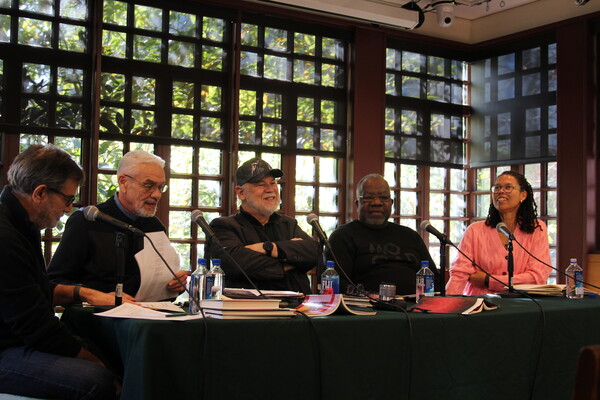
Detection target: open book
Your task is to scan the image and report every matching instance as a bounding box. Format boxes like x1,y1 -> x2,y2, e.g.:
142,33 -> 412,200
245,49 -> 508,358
295,294 -> 376,316
409,296 -> 498,315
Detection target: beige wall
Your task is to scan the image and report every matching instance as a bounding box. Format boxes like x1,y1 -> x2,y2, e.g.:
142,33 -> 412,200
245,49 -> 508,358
417,0 -> 600,44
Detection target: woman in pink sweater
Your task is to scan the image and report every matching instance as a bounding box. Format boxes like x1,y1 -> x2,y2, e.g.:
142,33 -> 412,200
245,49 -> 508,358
446,171 -> 551,295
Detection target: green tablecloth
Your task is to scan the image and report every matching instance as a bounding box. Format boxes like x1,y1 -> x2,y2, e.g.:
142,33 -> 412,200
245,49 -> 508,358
62,297 -> 600,400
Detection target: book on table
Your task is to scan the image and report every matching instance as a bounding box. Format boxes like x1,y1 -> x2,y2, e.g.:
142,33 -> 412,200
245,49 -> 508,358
295,294 -> 376,316
200,298 -> 282,310
409,296 -> 499,315
512,284 -> 597,296
204,308 -> 297,319
223,288 -> 304,299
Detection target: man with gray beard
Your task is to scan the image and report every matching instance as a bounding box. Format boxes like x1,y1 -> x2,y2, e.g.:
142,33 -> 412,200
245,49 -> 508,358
208,158 -> 321,294
48,150 -> 187,302
326,174 -> 436,296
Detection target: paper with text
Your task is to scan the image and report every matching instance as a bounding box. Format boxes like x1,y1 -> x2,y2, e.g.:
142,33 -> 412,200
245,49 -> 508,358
134,231 -> 180,302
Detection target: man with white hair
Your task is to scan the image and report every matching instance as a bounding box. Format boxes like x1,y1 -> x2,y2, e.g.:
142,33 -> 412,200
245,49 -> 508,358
48,150 -> 186,303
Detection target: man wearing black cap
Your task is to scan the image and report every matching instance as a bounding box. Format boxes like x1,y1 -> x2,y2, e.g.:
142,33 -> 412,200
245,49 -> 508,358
208,158 -> 320,294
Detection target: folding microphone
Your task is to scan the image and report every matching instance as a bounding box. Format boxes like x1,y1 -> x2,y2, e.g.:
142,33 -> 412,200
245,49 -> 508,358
420,220 -> 454,246
83,206 -> 144,236
191,209 -> 216,239
306,213 -> 329,244
496,222 -> 514,241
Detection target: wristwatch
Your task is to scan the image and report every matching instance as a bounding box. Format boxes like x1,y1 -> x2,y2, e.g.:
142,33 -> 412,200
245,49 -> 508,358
263,241 -> 274,257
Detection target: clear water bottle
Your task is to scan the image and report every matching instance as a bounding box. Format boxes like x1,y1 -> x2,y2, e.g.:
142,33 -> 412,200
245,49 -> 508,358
566,258 -> 584,299
416,260 -> 435,300
205,258 -> 225,300
189,258 -> 208,314
321,260 -> 340,295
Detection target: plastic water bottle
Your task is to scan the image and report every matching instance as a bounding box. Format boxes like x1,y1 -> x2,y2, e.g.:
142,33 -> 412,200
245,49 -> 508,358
205,259 -> 225,300
566,258 -> 584,299
416,260 -> 434,300
189,258 -> 208,314
321,260 -> 340,295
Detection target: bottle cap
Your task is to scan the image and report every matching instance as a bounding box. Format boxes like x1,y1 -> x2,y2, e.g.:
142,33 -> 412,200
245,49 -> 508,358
570,258 -> 578,264
421,260 -> 429,267
212,258 -> 221,266
326,260 -> 335,268
198,258 -> 207,265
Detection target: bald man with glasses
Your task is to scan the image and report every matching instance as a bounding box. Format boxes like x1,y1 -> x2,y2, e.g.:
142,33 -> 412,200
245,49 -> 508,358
326,174 -> 437,296
48,150 -> 187,304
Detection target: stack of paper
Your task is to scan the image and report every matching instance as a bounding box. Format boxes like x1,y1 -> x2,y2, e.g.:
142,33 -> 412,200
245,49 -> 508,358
200,298 -> 296,319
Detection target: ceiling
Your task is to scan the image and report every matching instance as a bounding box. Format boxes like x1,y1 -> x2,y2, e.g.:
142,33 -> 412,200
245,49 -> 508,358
451,0 -> 539,20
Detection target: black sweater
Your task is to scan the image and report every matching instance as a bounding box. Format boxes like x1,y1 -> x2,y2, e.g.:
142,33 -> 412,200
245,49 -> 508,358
47,195 -> 166,296
0,187 -> 80,356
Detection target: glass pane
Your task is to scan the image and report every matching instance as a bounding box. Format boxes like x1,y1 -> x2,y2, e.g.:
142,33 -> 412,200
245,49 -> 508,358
430,167 -> 446,190
402,51 -> 423,73
134,35 -> 161,62
241,23 -> 258,46
322,37 -> 343,60
522,73 -> 540,96
265,27 -> 287,52
202,17 -> 224,42
134,5 -> 162,31
201,85 -> 221,111
400,164 -> 417,188
132,76 -> 155,105
104,0 -> 128,25
295,185 -> 314,212
402,76 -> 420,98
97,173 -> 118,202
20,0 -> 53,15
168,41 -> 195,68
170,145 -> 193,174
56,102 -> 83,129
240,51 -> 258,77
131,109 -> 155,135
476,168 -> 491,191
524,164 -> 541,188
170,178 -> 192,206
169,211 -> 191,239
97,140 -> 123,169
319,187 -> 338,213
321,100 -> 336,124
293,60 -> 315,84
171,114 -> 194,140
61,0 -> 87,20
319,158 -> 337,183
399,191 -> 417,215
449,194 -> 466,217
102,30 -> 126,58
199,116 -> 222,142
238,120 -> 256,145
522,47 -> 540,70
297,97 -> 314,122
0,14 -> 10,43
297,126 -> 315,150
19,18 -> 52,48
294,32 -> 315,55
170,11 -> 196,37
202,45 -> 223,71
59,24 -> 87,52
450,168 -> 465,191
55,136 -> 82,161
547,190 -> 557,216
264,55 -> 288,81
322,63 -> 341,88
476,194 -> 489,217
547,162 -> 557,187
263,92 -> 282,118
23,63 -> 51,94
384,163 -> 396,187
498,78 -> 515,100
427,56 -> 444,77
296,155 -> 315,182
173,81 -> 194,109
198,180 -> 221,208
21,99 -> 48,125
99,107 -> 124,134
198,148 -> 221,175
498,53 -> 515,75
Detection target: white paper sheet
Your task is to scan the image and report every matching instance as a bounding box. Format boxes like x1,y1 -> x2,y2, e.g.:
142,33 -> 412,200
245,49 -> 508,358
134,231 -> 181,302
95,303 -> 203,321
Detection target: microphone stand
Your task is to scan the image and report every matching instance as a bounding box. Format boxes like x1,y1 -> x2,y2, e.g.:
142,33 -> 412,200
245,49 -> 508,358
114,232 -> 125,306
507,237 -> 514,294
438,241 -> 447,297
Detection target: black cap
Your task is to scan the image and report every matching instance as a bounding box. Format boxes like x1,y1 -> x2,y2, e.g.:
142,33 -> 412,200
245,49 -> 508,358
235,158 -> 283,186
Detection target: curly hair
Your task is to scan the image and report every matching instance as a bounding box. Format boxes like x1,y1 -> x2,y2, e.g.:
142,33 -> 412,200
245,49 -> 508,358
484,170 -> 541,234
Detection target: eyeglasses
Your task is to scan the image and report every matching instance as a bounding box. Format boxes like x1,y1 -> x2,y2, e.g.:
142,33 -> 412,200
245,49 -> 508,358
125,174 -> 168,193
491,184 -> 521,193
48,187 -> 76,207
359,195 -> 392,203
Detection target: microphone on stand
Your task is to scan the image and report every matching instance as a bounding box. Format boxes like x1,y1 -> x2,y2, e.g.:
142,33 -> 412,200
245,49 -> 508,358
496,222 -> 517,295
306,213 -> 331,247
190,210 -> 265,298
419,220 -> 450,296
83,206 -> 145,237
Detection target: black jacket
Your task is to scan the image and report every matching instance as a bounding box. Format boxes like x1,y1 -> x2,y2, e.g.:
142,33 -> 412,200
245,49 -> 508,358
47,195 -> 166,296
208,210 -> 321,294
0,186 -> 80,356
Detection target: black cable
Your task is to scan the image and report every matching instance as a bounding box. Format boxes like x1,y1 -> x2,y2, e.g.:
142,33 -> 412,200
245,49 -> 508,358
512,238 -> 600,291
450,241 -> 545,400
296,310 -> 322,400
144,234 -> 210,400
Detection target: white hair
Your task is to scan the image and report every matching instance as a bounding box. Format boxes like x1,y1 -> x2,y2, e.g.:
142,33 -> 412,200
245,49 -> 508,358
117,150 -> 165,175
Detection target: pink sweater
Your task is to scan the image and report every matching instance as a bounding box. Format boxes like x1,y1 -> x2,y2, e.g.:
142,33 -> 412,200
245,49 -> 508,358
446,220 -> 552,295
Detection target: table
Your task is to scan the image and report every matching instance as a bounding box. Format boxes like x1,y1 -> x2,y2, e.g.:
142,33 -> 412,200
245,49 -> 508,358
62,297 -> 600,400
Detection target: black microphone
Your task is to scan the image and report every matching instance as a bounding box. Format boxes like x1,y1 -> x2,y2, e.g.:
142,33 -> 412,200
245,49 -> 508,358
306,213 -> 329,243
496,222 -> 514,241
191,209 -> 216,239
420,220 -> 453,246
83,206 -> 144,236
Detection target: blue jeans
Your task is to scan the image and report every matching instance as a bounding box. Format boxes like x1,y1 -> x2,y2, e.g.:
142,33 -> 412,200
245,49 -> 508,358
0,346 -> 115,400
